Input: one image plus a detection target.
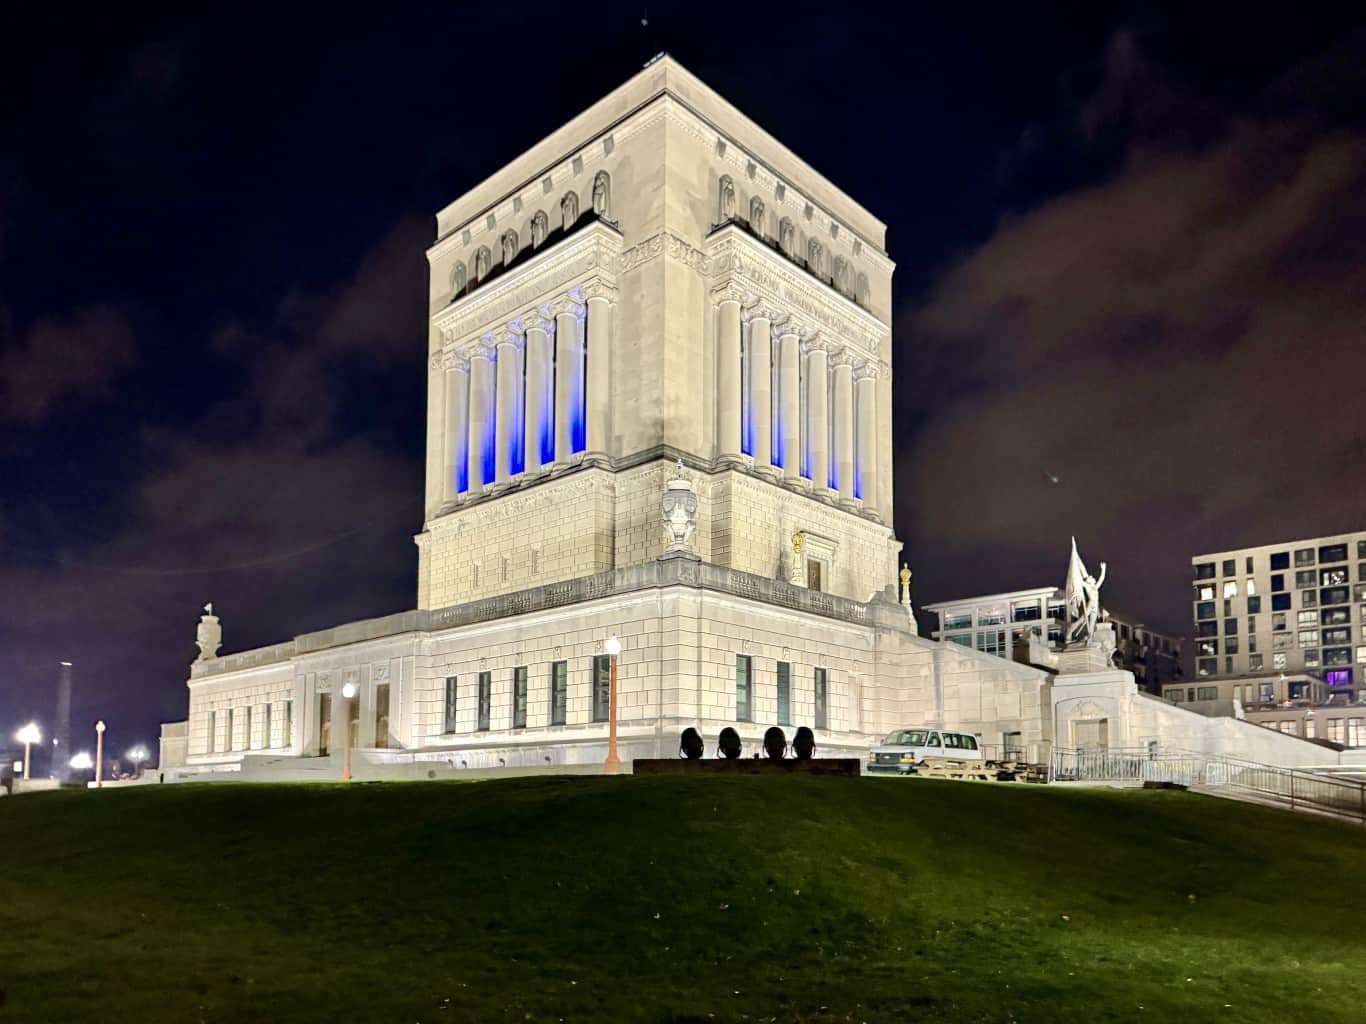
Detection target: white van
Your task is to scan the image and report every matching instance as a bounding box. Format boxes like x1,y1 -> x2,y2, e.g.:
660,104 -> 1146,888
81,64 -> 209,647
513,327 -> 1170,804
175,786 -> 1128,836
866,728 -> 984,774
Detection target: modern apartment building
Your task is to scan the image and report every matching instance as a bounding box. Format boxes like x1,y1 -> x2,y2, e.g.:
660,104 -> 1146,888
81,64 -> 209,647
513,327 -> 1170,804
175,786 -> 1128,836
924,587 -> 1184,692
1190,533 -> 1366,701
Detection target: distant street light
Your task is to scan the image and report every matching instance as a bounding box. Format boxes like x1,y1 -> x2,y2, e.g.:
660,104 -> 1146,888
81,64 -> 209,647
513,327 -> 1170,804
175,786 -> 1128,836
604,635 -> 622,773
15,723 -> 41,780
94,721 -> 106,788
127,745 -> 149,776
341,682 -> 357,781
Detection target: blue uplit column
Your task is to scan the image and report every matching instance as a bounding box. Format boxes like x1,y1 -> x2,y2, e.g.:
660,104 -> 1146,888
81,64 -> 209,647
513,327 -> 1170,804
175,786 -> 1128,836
749,311 -> 772,469
442,350 -> 469,501
779,322 -> 801,480
832,351 -> 854,501
523,312 -> 554,471
806,337 -> 829,491
494,329 -> 523,483
854,362 -> 878,504
717,294 -> 742,462
553,297 -> 585,463
466,342 -> 496,494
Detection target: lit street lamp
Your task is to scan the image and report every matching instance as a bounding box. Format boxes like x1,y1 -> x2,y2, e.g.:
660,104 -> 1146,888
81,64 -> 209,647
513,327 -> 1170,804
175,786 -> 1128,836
127,745 -> 149,777
69,752 -> 93,772
15,723 -> 41,780
604,635 -> 622,773
95,720 -> 106,788
341,682 -> 357,781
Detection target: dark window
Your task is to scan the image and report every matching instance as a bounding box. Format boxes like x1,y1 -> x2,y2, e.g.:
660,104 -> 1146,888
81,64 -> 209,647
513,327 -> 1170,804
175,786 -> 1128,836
593,655 -> 611,722
1271,573 -> 1285,592
443,676 -> 458,733
1319,543 -> 1348,563
1271,593 -> 1291,611
1196,620 -> 1218,637
1360,540 -> 1366,559
1222,559 -> 1236,577
1224,637 -> 1239,655
1197,658 -> 1217,676
550,661 -> 567,726
1223,618 -> 1238,635
1194,562 -> 1216,580
1246,556 -> 1254,574
735,655 -> 753,722
1323,627 -> 1352,646
1198,686 -> 1218,701
512,667 -> 528,729
477,672 -> 491,731
1195,601 -> 1215,620
1324,647 -> 1352,667
1295,569 -> 1317,589
814,667 -> 828,730
776,661 -> 791,725
1270,552 -> 1289,570
1225,656 -> 1234,674
1360,563 -> 1366,582
1322,608 -> 1350,626
1248,595 -> 1261,613
1302,590 -> 1318,608
1321,587 -> 1349,606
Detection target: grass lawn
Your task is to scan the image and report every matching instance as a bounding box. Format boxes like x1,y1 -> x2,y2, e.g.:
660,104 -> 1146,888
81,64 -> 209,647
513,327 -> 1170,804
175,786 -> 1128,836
2,776 -> 1364,1023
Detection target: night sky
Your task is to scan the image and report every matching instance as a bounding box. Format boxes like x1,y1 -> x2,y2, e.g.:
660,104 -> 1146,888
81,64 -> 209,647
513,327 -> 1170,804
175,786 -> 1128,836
3,6 -> 1364,766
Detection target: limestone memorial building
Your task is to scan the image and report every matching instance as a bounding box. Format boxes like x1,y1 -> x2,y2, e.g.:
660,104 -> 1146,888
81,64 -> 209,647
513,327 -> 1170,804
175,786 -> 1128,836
161,58 -> 1334,780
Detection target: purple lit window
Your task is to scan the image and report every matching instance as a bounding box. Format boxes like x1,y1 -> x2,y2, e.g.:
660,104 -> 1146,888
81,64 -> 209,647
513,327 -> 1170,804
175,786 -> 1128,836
1326,669 -> 1353,687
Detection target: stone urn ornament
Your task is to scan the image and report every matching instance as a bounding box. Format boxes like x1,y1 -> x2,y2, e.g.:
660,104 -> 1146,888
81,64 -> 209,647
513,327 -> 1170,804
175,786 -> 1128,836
196,603 -> 221,661
661,459 -> 698,554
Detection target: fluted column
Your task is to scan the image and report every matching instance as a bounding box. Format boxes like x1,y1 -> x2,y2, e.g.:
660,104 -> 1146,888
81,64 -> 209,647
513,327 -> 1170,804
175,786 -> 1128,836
442,351 -> 469,503
523,313 -> 553,472
855,363 -> 878,504
806,339 -> 829,491
494,331 -> 522,483
585,288 -> 613,455
466,343 -> 495,494
553,298 -> 584,463
749,312 -> 772,469
716,296 -> 742,461
832,352 -> 854,501
778,322 -> 801,479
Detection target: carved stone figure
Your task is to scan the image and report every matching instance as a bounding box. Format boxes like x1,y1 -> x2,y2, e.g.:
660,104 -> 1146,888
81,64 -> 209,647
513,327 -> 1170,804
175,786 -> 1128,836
1064,536 -> 1108,646
592,171 -> 610,219
749,195 -> 765,233
474,245 -> 491,280
451,261 -> 467,298
833,256 -> 850,294
196,605 -> 222,662
501,229 -> 518,266
807,239 -> 825,278
717,174 -> 736,222
530,210 -> 548,247
561,189 -> 579,231
660,459 -> 698,553
779,217 -> 796,258
789,529 -> 806,586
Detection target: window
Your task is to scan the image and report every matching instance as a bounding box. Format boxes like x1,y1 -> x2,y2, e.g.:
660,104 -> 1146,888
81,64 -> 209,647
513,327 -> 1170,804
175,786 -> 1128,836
227,708 -> 236,750
1198,639 -> 1217,657
1328,718 -> 1345,743
1048,602 -> 1066,620
946,633 -> 972,647
265,702 -> 273,749
1324,627 -> 1352,646
1295,548 -> 1315,567
1249,633 -> 1258,653
806,559 -> 823,593
207,710 -> 216,754
1011,600 -> 1041,622
1224,618 -> 1238,635
814,668 -> 828,730
1272,593 -> 1291,611
1260,682 -> 1277,702
1224,637 -> 1238,655
1248,616 -> 1257,634
593,656 -> 611,723
1273,652 -> 1287,670
1298,610 -> 1318,627
1226,656 -> 1234,674
1270,552 -> 1289,570
512,667 -> 528,729
1248,595 -> 1261,613
1249,653 -> 1264,671
1270,573 -> 1285,592
477,672 -> 492,731
550,661 -> 567,726
1305,650 -> 1321,669
734,655 -> 752,722
1272,612 -> 1286,631
1222,559 -> 1236,577
1246,556 -> 1254,573
976,630 -> 1006,657
1165,688 -> 1185,702
1223,599 -> 1232,617
1246,578 -> 1258,597
1194,562 -> 1215,580
1195,601 -> 1215,621
1278,721 -> 1296,735
1324,648 -> 1352,667
1349,719 -> 1366,747
284,699 -> 293,748
1326,669 -> 1353,687
1321,567 -> 1349,587
1295,569 -> 1317,589
1196,621 -> 1218,637
1302,590 -> 1318,608
1195,584 -> 1215,601
1198,686 -> 1218,701
1357,584 -> 1366,602
374,684 -> 390,748
245,706 -> 254,749
319,694 -> 331,756
1320,543 -> 1348,563
1360,563 -> 1366,582
1299,629 -> 1320,648
776,661 -> 792,725
1357,646 -> 1366,665
1002,731 -> 1024,758
1321,586 -> 1349,606
978,606 -> 1006,626
942,611 -> 972,629
443,677 -> 458,733
1360,540 -> 1366,559
1197,658 -> 1217,677
1274,633 -> 1293,651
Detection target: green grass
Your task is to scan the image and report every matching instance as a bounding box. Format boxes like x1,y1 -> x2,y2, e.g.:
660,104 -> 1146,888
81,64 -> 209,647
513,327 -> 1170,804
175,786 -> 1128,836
2,777 -> 1364,1023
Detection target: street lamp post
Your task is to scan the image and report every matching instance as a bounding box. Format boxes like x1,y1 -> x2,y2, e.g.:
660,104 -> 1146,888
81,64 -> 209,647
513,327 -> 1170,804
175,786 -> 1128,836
127,745 -> 148,777
341,682 -> 357,781
604,635 -> 622,773
15,723 -> 40,780
95,721 -> 106,788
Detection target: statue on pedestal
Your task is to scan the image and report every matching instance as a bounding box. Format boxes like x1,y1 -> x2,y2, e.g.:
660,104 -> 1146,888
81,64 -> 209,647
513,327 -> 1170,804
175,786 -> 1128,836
196,603 -> 221,662
900,562 -> 919,632
1064,537 -> 1107,646
789,530 -> 806,586
717,175 -> 736,223
592,171 -> 611,220
660,459 -> 698,554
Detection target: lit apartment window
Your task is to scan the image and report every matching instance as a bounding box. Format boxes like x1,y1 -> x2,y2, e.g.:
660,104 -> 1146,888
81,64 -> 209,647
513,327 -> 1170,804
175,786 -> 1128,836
512,667 -> 527,729
1197,658 -> 1216,677
978,606 -> 1006,626
1272,653 -> 1287,670
1299,629 -> 1320,648
1326,669 -> 1353,687
734,656 -> 753,723
593,657 -> 611,723
1298,610 -> 1318,627
776,661 -> 791,725
1349,719 -> 1366,746
1278,721 -> 1296,735
1198,639 -> 1217,657
1196,584 -> 1215,601
443,677 -> 458,733
1321,567 -> 1349,587
814,668 -> 828,730
1223,580 -> 1238,599
1357,646 -> 1366,665
1328,718 -> 1345,743
550,661 -> 567,725
477,672 -> 492,731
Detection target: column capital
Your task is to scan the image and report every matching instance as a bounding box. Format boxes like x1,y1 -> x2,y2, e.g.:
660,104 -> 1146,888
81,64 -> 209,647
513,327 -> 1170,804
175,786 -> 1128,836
582,281 -> 619,304
550,295 -> 586,319
829,348 -> 857,370
493,327 -> 525,351
465,340 -> 497,362
853,360 -> 881,382
803,333 -> 837,356
440,348 -> 469,372
521,311 -> 554,334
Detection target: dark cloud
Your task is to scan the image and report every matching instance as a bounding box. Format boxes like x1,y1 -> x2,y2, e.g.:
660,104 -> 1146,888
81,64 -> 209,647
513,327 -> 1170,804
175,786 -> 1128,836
0,305 -> 137,422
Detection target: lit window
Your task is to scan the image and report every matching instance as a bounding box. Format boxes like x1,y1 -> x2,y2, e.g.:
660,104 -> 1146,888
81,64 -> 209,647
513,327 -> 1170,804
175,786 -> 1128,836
1196,584 -> 1215,601
1278,721 -> 1296,734
1328,718 -> 1345,743
1357,645 -> 1366,665
1273,652 -> 1287,670
978,606 -> 1006,626
1198,639 -> 1217,657
1299,630 -> 1320,648
943,611 -> 972,629
1326,669 -> 1353,687
1223,580 -> 1238,599
1246,578 -> 1257,597
1349,719 -> 1366,747
1321,567 -> 1349,587
1298,611 -> 1318,627
1197,658 -> 1216,677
